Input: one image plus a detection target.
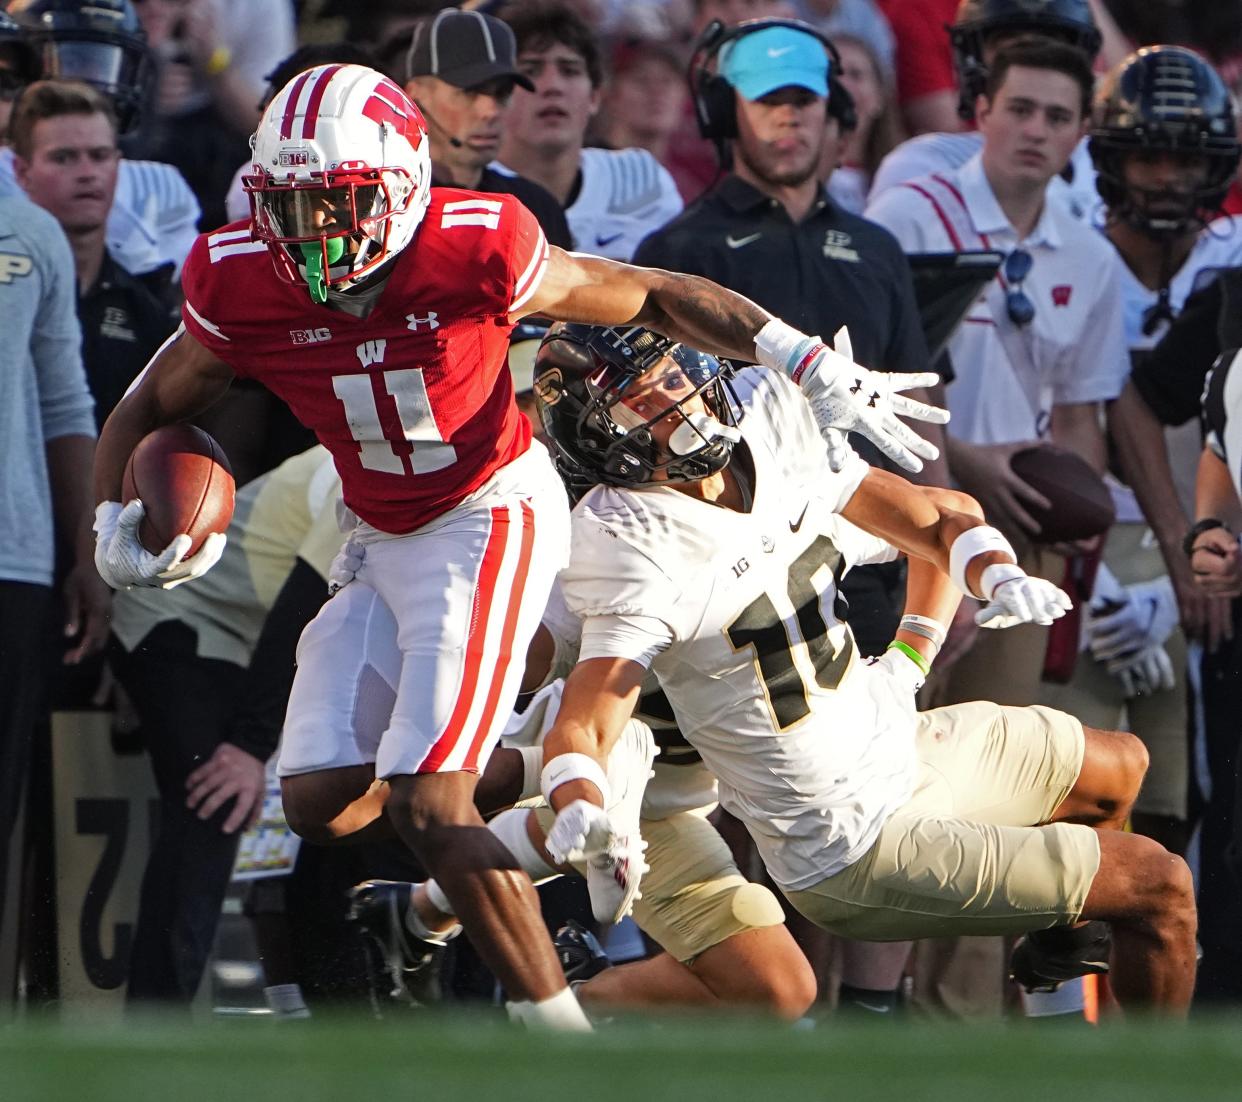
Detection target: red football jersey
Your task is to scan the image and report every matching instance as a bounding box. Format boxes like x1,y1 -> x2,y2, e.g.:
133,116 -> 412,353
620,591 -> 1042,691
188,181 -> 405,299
181,189 -> 550,533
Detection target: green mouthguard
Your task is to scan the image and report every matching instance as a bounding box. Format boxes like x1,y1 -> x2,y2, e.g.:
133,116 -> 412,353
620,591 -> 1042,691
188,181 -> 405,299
301,237 -> 346,304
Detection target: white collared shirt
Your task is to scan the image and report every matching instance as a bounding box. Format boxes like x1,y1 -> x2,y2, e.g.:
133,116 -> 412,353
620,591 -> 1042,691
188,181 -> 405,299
865,153 -> 1128,445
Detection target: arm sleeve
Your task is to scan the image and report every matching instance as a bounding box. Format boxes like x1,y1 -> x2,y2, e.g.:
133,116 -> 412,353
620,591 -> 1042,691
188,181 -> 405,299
31,213 -> 95,440
1053,253 -> 1129,405
179,234 -> 242,369
1130,275 -> 1226,426
504,196 -> 550,316
578,613 -> 674,666
225,556 -> 328,761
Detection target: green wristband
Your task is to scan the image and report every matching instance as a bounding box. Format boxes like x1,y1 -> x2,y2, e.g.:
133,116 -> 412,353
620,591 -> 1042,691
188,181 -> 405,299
887,639 -> 931,677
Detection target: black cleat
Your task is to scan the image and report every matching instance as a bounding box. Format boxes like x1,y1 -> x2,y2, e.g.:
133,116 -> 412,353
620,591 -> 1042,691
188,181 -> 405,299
1011,920 -> 1112,993
554,919 -> 613,986
348,879 -> 445,1008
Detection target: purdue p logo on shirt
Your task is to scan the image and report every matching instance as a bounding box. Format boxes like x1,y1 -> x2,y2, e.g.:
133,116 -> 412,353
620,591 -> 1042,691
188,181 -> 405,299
0,252 -> 33,283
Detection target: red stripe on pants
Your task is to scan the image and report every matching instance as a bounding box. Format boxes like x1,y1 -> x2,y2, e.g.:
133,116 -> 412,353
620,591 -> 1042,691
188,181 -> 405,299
462,500 -> 536,771
419,506 -> 512,774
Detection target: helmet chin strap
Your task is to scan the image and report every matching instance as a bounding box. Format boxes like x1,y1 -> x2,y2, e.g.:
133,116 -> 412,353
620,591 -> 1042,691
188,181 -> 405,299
301,237 -> 347,304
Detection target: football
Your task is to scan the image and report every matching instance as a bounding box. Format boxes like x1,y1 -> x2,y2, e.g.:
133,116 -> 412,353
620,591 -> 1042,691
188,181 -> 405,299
1009,443 -> 1115,543
121,424 -> 235,556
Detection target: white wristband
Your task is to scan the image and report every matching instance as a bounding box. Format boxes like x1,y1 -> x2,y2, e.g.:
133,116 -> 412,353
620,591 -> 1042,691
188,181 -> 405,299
898,614 -> 946,649
979,562 -> 1026,601
540,752 -> 611,806
948,525 -> 1016,599
754,318 -> 823,382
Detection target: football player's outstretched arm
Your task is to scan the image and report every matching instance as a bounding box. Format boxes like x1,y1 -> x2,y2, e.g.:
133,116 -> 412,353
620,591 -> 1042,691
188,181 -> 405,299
841,470 -> 1072,629
537,654 -> 647,864
519,248 -> 947,473
92,328 -> 236,591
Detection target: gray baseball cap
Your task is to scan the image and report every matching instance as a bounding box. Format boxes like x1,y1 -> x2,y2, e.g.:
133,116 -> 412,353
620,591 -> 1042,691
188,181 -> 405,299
405,9 -> 534,92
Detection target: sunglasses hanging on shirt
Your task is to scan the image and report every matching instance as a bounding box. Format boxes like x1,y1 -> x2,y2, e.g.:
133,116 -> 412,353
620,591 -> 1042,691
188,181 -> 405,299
1004,249 -> 1035,327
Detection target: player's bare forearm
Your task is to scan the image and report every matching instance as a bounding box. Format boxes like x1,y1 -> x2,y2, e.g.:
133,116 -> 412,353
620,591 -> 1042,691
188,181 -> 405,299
842,471 -> 1016,594
1108,383 -> 1188,563
93,329 -> 234,502
541,654 -> 645,811
520,249 -> 771,363
898,554 -> 963,665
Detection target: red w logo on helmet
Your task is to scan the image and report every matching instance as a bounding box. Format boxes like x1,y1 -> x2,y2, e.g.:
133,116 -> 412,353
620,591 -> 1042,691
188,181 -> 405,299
362,78 -> 425,145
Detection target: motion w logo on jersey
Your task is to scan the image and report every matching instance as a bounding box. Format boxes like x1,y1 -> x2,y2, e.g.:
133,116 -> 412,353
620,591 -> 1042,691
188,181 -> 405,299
356,339 -> 387,368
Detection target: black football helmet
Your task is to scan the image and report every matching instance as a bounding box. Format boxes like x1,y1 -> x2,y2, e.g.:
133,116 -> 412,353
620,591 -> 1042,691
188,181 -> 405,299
0,11 -> 40,88
533,323 -> 741,490
1089,46 -> 1240,236
6,0 -> 150,132
950,0 -> 1101,120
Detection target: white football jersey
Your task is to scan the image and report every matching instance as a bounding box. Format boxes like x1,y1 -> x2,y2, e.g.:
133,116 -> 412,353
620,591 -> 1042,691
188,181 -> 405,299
565,147 -> 683,261
560,368 -> 914,891
869,131 -> 1101,223
539,579 -> 721,821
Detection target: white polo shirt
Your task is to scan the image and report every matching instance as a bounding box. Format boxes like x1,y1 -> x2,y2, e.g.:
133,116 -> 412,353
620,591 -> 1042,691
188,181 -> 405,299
869,131 -> 1101,224
865,153 -> 1128,446
566,147 -> 683,261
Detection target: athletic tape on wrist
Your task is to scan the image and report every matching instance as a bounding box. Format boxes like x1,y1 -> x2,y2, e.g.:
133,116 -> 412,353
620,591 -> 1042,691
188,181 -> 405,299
948,526 -> 1015,598
980,562 -> 1026,601
754,318 -> 823,383
898,614 -> 946,648
540,752 -> 611,806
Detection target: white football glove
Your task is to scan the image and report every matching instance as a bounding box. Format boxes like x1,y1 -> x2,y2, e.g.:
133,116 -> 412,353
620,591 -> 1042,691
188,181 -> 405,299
822,427 -> 855,474
976,573 -> 1073,629
93,500 -> 226,591
327,538 -> 365,595
1107,644 -> 1176,698
545,799 -> 616,865
1088,575 -> 1178,662
799,328 -> 947,473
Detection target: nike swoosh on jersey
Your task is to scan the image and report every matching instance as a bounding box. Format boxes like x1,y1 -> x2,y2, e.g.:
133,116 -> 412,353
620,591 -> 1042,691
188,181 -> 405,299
789,503 -> 809,532
596,231 -> 625,247
726,233 -> 762,249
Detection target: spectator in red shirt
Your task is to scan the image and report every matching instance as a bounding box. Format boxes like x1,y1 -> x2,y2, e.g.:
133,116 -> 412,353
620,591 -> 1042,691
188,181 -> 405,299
877,0 -> 963,135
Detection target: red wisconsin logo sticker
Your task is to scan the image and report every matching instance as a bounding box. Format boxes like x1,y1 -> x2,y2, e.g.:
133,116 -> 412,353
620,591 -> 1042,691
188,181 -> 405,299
1051,285 -> 1072,307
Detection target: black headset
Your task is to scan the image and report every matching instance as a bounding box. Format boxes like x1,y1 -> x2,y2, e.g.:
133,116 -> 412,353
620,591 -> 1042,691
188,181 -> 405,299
688,17 -> 857,150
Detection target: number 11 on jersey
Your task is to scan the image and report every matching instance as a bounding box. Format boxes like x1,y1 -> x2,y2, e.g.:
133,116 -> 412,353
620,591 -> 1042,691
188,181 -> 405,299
332,364 -> 457,476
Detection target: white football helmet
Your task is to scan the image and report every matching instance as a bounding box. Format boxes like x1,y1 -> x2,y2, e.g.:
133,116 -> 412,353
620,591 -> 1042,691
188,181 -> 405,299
244,64 -> 432,301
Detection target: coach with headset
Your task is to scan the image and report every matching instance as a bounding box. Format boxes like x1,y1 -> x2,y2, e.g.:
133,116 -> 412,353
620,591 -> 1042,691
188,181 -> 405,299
633,16 -> 945,1018
635,18 -> 946,643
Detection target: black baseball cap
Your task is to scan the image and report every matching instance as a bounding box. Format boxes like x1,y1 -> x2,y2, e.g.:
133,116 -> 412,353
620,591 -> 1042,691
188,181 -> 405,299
405,10 -> 534,92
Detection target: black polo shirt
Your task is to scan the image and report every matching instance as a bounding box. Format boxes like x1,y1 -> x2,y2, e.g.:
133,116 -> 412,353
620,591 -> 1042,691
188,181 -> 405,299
79,253 -> 179,429
634,175 -> 933,656
633,174 -> 930,378
1132,267 -> 1242,427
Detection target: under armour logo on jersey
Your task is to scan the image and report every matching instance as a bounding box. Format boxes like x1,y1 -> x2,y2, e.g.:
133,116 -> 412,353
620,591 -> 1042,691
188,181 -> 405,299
356,340 -> 387,368
406,312 -> 439,332
1051,285 -> 1073,307
0,253 -> 33,283
290,327 -> 332,345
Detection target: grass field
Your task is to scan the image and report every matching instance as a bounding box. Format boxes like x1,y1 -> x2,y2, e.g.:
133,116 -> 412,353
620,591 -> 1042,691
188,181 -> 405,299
4,1011 -> 1242,1102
